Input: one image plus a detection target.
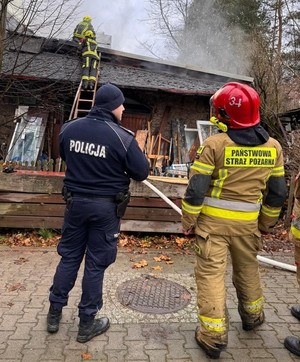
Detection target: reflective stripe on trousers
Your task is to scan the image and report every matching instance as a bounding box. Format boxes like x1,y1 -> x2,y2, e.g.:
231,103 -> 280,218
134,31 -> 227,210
242,296 -> 265,314
199,315 -> 226,333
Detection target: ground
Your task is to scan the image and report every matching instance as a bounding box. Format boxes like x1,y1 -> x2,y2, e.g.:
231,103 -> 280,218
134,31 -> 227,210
0,220 -> 294,255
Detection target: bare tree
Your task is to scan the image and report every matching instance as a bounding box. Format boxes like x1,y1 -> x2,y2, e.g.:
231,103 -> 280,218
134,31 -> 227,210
146,0 -> 299,133
145,0 -> 259,74
250,0 -> 300,140
0,0 -> 85,160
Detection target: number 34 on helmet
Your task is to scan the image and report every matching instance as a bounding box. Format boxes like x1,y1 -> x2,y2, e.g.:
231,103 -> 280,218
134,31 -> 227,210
210,82 -> 260,129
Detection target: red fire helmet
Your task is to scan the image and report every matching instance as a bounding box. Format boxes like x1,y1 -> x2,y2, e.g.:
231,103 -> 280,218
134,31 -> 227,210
210,82 -> 260,129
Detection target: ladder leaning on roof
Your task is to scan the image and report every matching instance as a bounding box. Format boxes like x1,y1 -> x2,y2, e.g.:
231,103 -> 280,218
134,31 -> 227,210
56,54 -> 101,171
68,53 -> 101,120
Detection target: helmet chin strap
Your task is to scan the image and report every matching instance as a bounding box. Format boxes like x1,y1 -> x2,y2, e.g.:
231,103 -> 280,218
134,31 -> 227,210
210,116 -> 228,132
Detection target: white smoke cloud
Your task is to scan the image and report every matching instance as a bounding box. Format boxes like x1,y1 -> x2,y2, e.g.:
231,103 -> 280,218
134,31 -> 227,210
80,0 -> 151,55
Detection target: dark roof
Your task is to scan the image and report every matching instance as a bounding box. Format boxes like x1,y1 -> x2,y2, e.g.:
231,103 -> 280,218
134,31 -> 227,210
2,34 -> 253,96
279,108 -> 300,117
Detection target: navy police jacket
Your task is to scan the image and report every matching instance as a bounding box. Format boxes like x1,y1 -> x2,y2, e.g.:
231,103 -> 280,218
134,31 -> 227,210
59,106 -> 149,196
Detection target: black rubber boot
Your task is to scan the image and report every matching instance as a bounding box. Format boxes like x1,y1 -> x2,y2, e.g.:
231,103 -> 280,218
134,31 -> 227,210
77,317 -> 110,343
47,305 -> 62,333
242,311 -> 265,331
284,336 -> 300,357
194,327 -> 225,359
291,305 -> 300,320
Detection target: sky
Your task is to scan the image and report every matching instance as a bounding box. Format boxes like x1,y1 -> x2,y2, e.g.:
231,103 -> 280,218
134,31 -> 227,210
79,0 -> 153,56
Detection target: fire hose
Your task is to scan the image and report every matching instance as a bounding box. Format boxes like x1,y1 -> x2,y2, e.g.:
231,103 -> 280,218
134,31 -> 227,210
142,179 -> 296,273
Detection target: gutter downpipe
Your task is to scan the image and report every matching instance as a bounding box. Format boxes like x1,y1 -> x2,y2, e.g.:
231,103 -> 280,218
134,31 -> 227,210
142,179 -> 296,273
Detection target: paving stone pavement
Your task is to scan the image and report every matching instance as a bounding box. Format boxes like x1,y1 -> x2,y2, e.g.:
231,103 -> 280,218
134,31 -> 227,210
1,245 -> 300,361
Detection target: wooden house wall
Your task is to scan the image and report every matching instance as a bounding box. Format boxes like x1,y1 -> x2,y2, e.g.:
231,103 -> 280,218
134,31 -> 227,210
0,88 -> 209,164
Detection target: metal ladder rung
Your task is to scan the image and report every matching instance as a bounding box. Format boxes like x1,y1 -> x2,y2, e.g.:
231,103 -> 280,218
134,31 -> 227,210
77,109 -> 91,112
78,99 -> 94,103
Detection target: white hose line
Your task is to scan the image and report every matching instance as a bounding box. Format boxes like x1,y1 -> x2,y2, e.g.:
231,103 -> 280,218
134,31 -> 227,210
257,255 -> 296,272
142,179 -> 296,273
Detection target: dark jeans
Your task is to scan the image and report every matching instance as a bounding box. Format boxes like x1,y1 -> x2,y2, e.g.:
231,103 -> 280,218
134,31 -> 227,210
49,195 -> 119,322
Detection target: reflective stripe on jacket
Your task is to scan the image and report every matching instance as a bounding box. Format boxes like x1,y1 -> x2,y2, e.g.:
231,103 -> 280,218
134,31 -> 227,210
82,38 -> 100,60
182,132 -> 286,235
73,21 -> 95,40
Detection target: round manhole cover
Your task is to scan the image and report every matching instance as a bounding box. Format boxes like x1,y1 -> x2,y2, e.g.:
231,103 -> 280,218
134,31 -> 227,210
116,274 -> 191,314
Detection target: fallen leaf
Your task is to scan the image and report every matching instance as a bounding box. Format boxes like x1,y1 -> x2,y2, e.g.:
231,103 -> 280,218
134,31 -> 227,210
160,255 -> 172,261
132,259 -> 148,269
7,283 -> 26,292
81,352 -> 92,360
152,265 -> 163,271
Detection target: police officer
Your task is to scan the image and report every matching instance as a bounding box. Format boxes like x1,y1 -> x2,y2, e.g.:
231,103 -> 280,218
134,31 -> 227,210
47,83 -> 149,343
284,171 -> 300,356
181,82 -> 287,359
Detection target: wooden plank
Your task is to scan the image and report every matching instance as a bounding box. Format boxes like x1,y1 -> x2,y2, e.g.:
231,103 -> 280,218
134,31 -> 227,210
120,220 -> 181,233
0,193 -> 181,207
0,193 -> 181,208
124,207 -> 181,222
0,216 -> 182,233
148,176 -> 188,185
0,172 -> 64,193
135,130 -> 148,151
0,203 -> 180,222
0,193 -> 64,203
0,173 -> 186,198
129,197 -> 181,208
0,203 -> 65,216
0,216 -> 64,229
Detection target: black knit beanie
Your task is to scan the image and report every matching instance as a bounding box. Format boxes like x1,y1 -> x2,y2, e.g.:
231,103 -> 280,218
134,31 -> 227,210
95,83 -> 125,111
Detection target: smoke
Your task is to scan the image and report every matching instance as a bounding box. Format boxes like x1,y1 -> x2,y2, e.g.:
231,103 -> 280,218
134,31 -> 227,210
79,0 -> 251,75
80,0 -> 151,55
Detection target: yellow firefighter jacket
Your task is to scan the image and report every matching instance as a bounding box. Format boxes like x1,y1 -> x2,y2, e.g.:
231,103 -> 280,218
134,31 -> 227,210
73,21 -> 95,42
81,38 -> 100,60
182,132 -> 286,236
290,172 -> 300,244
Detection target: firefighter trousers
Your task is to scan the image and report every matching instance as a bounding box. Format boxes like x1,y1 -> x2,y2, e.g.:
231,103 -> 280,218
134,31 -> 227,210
81,56 -> 98,89
49,194 -> 119,322
194,231 -> 264,347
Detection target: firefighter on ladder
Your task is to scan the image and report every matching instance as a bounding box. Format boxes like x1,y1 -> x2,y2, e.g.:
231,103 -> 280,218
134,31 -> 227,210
284,171 -> 300,357
81,30 -> 100,90
72,15 -> 95,44
181,82 -> 287,359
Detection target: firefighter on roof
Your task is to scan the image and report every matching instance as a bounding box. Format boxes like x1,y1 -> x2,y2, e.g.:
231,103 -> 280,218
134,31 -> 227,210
284,172 -> 300,356
73,15 -> 95,44
181,82 -> 287,359
81,30 -> 100,90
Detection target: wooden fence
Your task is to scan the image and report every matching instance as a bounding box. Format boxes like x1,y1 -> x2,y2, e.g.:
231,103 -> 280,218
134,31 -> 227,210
0,170 -> 187,233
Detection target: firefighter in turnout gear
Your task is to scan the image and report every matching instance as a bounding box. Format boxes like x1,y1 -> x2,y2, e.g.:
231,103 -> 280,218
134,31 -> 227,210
284,172 -> 300,357
81,30 -> 100,90
72,15 -> 95,44
181,82 -> 287,359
